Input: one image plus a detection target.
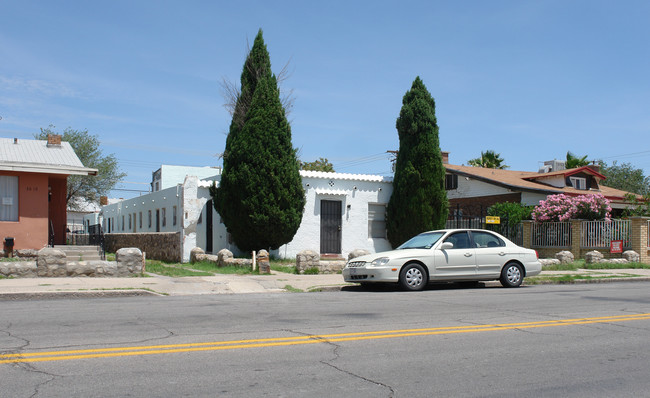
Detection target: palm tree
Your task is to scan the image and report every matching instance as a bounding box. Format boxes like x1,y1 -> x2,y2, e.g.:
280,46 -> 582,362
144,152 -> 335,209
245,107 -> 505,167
468,150 -> 509,169
566,151 -> 590,169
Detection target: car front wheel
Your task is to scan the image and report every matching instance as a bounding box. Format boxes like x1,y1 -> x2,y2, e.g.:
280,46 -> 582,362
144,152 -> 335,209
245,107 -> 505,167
500,262 -> 523,288
399,263 -> 427,291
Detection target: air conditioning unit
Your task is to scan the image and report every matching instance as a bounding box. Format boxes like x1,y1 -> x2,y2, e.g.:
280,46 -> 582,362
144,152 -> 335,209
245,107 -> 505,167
541,160 -> 566,173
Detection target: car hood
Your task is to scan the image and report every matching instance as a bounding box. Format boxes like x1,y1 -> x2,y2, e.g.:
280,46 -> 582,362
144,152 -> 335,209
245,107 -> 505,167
349,249 -> 433,264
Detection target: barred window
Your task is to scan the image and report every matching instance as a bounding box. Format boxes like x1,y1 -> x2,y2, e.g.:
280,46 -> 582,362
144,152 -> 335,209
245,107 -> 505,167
368,204 -> 387,239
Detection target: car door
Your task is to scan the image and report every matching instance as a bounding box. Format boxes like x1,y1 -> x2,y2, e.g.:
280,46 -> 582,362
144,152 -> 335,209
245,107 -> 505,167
433,231 -> 477,279
471,231 -> 507,278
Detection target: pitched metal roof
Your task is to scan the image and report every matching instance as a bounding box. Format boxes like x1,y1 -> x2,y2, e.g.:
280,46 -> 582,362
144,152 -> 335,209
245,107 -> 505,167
0,137 -> 97,175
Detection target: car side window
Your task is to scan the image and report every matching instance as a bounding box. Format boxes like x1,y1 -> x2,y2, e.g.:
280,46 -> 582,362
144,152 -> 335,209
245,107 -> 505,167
472,231 -> 505,248
444,232 -> 471,249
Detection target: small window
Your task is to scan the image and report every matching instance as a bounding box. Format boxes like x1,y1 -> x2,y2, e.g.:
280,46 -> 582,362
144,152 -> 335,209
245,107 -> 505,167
139,212 -> 142,229
162,208 -> 166,227
445,174 -> 458,190
128,214 -> 132,229
173,206 -> 177,226
472,231 -> 504,248
570,176 -> 587,190
122,215 -> 125,231
148,210 -> 152,228
0,175 -> 19,221
368,204 -> 386,239
444,231 -> 471,249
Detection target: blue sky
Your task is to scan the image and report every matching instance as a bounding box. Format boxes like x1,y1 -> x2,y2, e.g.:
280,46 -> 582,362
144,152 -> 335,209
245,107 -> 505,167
1,1 -> 649,199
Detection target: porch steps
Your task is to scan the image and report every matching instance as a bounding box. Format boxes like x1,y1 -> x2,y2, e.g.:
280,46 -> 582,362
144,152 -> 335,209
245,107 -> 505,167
54,245 -> 103,261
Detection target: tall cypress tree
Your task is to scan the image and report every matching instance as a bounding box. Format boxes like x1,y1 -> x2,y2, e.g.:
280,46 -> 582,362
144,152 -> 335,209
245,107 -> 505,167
212,30 -> 305,252
386,77 -> 448,247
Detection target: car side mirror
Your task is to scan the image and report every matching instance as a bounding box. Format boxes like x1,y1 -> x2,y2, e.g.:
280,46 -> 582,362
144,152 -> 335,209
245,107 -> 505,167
440,242 -> 453,250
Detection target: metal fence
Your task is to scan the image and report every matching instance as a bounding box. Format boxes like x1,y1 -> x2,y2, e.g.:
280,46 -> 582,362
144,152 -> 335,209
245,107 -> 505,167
531,222 -> 571,248
445,217 -> 484,229
581,219 -> 631,249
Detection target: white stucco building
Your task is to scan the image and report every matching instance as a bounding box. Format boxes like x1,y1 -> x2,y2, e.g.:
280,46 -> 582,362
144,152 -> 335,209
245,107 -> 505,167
91,166 -> 393,262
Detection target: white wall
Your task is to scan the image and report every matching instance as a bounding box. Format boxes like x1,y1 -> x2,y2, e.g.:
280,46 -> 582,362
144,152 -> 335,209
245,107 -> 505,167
100,171 -> 395,261
160,165 -> 220,191
447,176 -> 511,199
101,185 -> 183,235
275,171 -> 393,259
521,192 -> 547,206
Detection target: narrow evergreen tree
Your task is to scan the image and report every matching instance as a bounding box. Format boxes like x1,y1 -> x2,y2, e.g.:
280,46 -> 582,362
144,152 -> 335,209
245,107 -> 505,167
211,30 -> 305,252
386,77 -> 448,247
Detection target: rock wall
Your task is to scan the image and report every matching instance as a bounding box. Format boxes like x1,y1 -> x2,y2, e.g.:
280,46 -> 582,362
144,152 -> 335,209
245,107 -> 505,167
0,247 -> 144,278
104,232 -> 181,263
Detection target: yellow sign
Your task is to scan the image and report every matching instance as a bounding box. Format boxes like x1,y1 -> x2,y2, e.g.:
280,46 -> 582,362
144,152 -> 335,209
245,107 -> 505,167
485,216 -> 500,224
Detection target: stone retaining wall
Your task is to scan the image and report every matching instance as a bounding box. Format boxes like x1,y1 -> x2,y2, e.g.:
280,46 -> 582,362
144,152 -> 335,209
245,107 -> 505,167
0,247 -> 144,278
104,232 -> 181,263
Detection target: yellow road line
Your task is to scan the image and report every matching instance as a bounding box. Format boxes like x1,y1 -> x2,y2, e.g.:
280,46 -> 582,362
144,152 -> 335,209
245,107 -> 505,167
2,313 -> 649,364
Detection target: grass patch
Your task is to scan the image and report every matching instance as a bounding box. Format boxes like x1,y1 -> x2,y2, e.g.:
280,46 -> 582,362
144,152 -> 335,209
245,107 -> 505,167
283,284 -> 303,293
270,264 -> 296,274
145,260 -> 213,277
105,253 -> 116,261
270,257 -> 297,274
527,274 -> 643,284
543,259 -> 650,271
0,257 -> 23,262
303,267 -> 320,275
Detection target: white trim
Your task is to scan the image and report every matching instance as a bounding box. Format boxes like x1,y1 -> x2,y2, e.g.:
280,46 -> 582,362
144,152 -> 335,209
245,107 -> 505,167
300,170 -> 392,182
0,162 -> 97,176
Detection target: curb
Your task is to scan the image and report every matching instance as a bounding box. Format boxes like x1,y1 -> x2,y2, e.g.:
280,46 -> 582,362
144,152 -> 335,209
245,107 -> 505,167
0,289 -> 161,301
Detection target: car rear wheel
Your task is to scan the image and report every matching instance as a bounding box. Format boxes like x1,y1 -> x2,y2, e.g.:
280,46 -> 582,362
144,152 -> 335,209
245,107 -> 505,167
500,262 -> 523,288
399,263 -> 427,291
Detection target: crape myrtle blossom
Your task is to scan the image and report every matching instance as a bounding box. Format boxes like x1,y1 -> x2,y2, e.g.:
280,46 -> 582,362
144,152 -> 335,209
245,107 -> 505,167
532,194 -> 611,222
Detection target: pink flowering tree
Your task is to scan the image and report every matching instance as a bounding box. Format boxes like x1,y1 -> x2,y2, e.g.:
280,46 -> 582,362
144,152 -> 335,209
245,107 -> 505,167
532,194 -> 611,222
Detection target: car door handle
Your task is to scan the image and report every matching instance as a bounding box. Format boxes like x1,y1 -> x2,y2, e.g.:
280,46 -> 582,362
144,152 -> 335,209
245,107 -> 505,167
464,253 -> 473,257
499,252 -> 506,256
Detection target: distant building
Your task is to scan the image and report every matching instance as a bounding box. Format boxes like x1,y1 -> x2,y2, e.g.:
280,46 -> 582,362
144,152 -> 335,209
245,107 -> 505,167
0,135 -> 97,251
94,165 -> 392,262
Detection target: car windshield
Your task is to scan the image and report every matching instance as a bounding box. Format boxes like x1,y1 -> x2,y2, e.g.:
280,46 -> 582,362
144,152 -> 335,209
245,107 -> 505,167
397,232 -> 445,250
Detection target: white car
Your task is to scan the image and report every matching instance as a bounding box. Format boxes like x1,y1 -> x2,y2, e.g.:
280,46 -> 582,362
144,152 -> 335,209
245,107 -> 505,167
343,229 -> 542,291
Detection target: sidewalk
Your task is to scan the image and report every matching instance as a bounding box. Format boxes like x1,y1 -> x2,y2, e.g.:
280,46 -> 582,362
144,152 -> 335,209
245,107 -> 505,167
0,272 -> 350,297
1,269 -> 649,298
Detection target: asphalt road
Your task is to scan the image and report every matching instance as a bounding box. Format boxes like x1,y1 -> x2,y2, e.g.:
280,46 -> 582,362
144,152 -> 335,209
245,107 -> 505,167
2,282 -> 650,397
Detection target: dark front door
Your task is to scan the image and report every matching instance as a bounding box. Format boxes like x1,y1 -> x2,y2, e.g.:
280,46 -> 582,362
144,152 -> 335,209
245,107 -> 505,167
206,200 -> 213,253
320,200 -> 342,254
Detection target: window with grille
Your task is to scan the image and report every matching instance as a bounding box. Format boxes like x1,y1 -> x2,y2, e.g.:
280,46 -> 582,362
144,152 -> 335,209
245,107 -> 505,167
368,204 -> 387,239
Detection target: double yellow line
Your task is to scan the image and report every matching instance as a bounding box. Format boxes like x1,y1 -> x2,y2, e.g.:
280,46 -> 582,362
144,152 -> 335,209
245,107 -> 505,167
2,313 -> 649,364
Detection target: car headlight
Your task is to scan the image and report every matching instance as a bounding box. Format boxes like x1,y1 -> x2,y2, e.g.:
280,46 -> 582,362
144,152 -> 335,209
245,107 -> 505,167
371,257 -> 390,267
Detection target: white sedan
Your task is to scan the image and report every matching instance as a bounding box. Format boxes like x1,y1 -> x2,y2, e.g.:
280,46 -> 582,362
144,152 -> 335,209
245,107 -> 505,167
343,229 -> 542,291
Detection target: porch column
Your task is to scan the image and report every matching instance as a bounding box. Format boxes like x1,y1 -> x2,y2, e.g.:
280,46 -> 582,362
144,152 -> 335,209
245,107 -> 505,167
629,217 -> 649,263
571,219 -> 582,260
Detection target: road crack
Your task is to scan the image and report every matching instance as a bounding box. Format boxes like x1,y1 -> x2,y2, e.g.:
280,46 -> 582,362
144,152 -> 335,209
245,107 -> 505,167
286,329 -> 395,397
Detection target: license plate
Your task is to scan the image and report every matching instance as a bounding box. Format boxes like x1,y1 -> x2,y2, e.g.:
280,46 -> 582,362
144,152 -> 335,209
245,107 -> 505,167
349,268 -> 358,275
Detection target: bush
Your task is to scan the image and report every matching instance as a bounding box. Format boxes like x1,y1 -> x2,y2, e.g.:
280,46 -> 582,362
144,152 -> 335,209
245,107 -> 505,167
487,202 -> 532,227
532,194 -> 611,222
